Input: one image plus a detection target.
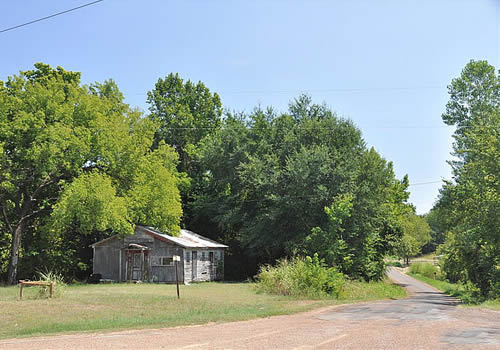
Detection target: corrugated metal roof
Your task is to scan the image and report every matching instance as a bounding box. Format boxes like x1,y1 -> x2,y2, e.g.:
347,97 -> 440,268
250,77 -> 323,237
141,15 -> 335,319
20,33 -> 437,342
143,226 -> 228,249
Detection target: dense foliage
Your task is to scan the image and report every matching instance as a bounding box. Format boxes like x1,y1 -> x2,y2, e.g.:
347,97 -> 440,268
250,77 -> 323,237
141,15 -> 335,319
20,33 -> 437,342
408,262 -> 441,280
147,73 -> 223,225
0,64 -> 182,283
1,65 -> 412,284
192,96 -> 410,280
432,60 -> 500,299
256,254 -> 345,298
395,212 -> 432,264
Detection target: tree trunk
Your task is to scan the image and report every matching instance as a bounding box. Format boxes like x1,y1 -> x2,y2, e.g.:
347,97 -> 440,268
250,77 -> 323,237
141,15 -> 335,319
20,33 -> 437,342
7,220 -> 25,285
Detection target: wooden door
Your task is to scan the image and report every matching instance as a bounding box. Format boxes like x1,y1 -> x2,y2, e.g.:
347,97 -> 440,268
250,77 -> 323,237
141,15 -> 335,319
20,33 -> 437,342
131,252 -> 142,280
192,251 -> 197,281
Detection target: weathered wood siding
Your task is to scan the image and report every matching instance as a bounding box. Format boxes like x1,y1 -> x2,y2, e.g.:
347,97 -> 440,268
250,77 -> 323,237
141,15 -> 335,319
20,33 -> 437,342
184,249 -> 225,282
93,237 -> 121,280
150,239 -> 184,283
93,227 -> 225,283
122,227 -> 154,282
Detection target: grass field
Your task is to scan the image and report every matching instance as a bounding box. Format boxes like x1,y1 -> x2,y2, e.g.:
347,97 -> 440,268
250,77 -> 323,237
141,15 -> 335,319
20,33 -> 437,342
0,280 -> 405,339
408,273 -> 500,311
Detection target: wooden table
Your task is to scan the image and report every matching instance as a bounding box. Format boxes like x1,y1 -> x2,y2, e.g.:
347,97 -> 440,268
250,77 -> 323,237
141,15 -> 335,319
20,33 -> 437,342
19,280 -> 56,299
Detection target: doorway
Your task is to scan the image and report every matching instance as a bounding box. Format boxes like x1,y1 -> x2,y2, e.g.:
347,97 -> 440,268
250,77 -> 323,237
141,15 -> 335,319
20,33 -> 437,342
125,249 -> 149,281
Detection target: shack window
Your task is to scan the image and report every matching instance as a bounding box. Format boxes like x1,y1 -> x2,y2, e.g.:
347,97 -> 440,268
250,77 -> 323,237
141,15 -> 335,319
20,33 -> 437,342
209,252 -> 214,263
152,256 -> 174,266
186,252 -> 191,262
201,252 -> 206,261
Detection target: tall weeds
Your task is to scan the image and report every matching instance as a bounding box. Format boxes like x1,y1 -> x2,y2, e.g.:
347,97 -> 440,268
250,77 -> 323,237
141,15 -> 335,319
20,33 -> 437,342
36,270 -> 67,298
256,254 -> 345,298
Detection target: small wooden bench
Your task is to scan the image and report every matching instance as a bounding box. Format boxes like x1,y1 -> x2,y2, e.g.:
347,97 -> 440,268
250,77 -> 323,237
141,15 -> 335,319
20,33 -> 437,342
19,280 -> 56,299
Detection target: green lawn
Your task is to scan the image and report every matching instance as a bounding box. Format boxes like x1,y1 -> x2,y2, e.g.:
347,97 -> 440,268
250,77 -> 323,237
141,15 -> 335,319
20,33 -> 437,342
408,273 -> 500,311
0,280 -> 405,339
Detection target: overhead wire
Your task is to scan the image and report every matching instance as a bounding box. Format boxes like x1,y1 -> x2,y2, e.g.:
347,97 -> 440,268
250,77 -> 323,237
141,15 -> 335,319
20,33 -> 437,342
187,180 -> 444,207
0,0 -> 105,34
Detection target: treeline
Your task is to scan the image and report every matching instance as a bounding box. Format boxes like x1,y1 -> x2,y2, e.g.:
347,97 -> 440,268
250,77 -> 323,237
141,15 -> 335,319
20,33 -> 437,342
1,64 -> 419,283
427,60 -> 499,300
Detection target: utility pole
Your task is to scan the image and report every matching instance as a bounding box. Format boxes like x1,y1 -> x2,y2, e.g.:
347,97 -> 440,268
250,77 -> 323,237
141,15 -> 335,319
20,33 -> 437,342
173,255 -> 180,299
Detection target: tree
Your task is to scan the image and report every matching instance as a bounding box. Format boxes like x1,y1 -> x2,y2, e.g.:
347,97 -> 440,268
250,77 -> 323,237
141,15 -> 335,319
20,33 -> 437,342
0,64 -> 182,284
435,60 -> 500,298
146,73 -> 223,227
421,206 -> 450,254
396,213 -> 432,265
194,96 -> 410,280
146,73 -> 223,174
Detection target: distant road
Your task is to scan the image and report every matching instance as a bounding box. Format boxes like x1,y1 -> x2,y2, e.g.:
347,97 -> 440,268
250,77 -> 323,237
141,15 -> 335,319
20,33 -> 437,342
1,268 -> 499,349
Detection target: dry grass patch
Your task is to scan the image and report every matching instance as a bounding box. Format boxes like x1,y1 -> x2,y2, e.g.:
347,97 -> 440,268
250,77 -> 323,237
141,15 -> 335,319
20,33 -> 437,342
0,280 -> 405,339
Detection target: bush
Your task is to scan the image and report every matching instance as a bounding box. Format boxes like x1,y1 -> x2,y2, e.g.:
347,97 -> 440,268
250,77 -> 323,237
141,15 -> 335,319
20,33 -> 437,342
36,270 -> 67,298
409,262 -> 441,279
386,261 -> 403,268
255,254 -> 345,298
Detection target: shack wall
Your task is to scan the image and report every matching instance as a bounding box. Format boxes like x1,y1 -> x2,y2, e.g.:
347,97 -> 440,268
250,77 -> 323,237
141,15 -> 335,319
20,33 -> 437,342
92,227 -> 226,283
150,239 -> 184,283
184,249 -> 225,282
93,237 -> 121,280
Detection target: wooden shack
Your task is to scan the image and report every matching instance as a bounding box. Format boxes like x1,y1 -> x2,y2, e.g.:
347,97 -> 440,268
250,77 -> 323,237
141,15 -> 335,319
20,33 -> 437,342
91,225 -> 228,283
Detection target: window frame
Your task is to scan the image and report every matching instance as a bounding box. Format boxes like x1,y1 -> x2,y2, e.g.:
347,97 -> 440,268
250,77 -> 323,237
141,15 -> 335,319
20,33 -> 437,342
152,256 -> 174,266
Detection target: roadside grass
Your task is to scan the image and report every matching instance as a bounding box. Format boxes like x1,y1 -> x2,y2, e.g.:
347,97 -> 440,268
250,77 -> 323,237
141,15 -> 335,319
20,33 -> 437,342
415,252 -> 437,260
0,280 -> 405,339
338,279 -> 406,301
408,273 -> 500,311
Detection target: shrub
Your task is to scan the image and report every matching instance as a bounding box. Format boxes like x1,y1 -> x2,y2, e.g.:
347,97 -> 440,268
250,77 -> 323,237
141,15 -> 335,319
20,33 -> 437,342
36,270 -> 67,298
386,261 -> 403,268
409,262 -> 441,280
255,254 -> 345,298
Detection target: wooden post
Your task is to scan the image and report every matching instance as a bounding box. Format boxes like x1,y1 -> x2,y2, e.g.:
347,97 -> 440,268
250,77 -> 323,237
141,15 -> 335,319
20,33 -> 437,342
173,255 -> 180,299
19,282 -> 24,300
49,282 -> 54,298
140,250 -> 144,281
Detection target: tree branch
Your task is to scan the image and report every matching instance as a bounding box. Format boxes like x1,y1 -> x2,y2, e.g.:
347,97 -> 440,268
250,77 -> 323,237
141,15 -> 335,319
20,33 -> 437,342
18,206 -> 51,224
32,175 -> 57,200
1,204 -> 13,233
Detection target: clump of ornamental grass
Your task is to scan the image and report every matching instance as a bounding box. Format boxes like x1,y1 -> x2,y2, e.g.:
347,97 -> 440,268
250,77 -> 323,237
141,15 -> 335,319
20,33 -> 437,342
36,270 -> 67,298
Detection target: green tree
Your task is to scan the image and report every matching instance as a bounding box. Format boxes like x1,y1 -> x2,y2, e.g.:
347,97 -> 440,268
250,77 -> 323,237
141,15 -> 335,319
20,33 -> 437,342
146,73 -> 223,227
194,96 -> 409,280
435,60 -> 500,298
0,64 -> 182,284
396,213 -> 432,265
146,73 -> 223,174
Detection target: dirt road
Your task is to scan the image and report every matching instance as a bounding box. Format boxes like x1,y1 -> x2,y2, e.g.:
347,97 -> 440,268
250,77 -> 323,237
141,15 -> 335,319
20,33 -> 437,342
1,268 -> 499,349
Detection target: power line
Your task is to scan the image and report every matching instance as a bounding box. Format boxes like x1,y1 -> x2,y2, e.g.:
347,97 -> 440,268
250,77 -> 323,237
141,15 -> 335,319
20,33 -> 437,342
191,181 -> 443,206
0,0 -> 105,34
408,181 -> 442,186
151,125 -> 450,130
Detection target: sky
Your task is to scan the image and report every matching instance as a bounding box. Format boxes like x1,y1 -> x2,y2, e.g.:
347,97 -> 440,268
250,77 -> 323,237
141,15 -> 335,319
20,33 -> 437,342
1,0 -> 499,214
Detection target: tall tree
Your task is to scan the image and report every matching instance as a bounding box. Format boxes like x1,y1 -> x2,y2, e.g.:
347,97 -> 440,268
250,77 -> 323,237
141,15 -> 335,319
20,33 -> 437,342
194,96 -> 409,280
0,64 -> 182,284
146,73 -> 223,174
146,73 -> 223,226
435,60 -> 500,298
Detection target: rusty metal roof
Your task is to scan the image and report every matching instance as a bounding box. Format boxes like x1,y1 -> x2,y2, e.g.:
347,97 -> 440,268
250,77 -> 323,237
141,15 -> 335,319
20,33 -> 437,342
91,226 -> 228,249
143,226 -> 228,249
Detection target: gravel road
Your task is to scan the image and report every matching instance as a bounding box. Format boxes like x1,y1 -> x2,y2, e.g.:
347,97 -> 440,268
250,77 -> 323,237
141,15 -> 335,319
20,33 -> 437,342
1,268 -> 499,349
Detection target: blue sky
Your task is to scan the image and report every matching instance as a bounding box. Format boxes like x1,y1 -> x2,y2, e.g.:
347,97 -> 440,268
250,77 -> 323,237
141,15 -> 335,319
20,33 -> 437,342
1,0 -> 498,214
